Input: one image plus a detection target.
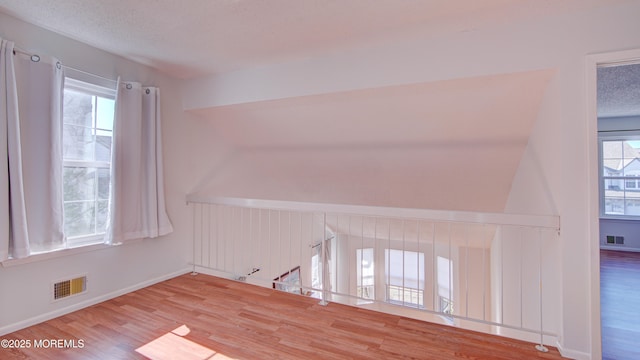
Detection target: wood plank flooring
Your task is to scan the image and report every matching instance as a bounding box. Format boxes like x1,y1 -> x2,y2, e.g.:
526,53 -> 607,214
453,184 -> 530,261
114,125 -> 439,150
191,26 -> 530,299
3,273 -> 564,359
601,250 -> 640,360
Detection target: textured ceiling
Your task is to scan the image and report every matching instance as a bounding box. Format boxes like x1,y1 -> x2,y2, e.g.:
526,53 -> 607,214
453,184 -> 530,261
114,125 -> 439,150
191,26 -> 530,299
598,63 -> 640,118
0,0 -> 624,79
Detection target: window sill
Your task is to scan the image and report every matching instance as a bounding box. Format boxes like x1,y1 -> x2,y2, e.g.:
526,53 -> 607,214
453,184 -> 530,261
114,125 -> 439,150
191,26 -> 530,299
1,242 -> 118,268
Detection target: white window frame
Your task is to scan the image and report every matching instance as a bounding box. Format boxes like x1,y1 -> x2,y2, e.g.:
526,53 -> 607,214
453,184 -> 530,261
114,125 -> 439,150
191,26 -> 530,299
384,248 -> 425,309
63,77 -> 116,248
599,133 -> 640,220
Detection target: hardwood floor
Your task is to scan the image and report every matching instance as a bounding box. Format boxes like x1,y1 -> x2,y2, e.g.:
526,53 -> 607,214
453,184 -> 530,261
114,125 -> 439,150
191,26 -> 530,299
601,250 -> 640,360
3,273 -> 564,359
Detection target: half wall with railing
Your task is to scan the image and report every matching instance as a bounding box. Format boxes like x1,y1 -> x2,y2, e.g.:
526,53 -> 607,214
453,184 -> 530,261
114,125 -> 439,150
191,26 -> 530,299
187,196 -> 560,350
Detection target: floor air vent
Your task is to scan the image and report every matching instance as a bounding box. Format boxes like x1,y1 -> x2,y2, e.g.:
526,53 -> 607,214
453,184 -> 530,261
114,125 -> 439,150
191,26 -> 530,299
606,235 -> 625,245
53,276 -> 87,300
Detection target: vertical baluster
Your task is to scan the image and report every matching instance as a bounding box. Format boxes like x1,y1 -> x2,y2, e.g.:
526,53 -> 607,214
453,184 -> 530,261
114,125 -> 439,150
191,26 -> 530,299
249,208 -> 252,279
348,215 -> 352,299
278,210 -> 282,287
258,208 -> 262,279
448,222 -> 452,315
374,216 -> 378,301
482,224 -> 487,321
268,209 -> 271,283
214,204 -> 219,270
387,219 -> 391,304
535,227 -> 549,352
206,204 -> 211,268
299,211 -> 304,293
465,223 -> 469,318
191,203 -> 197,274
401,219 -> 406,307
520,226 -> 524,329
432,222 -> 437,312
416,220 -> 420,309
320,212 -> 328,306
360,216 -> 364,300
500,225 -> 504,325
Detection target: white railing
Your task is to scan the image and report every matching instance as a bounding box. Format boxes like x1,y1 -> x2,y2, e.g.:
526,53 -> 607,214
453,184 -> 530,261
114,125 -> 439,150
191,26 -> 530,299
187,196 -> 560,350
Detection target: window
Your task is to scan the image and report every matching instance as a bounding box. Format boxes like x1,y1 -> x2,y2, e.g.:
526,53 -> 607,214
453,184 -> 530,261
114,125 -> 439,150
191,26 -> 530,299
356,248 -> 375,300
62,78 -> 116,246
437,256 -> 453,315
600,138 -> 640,217
384,249 -> 425,308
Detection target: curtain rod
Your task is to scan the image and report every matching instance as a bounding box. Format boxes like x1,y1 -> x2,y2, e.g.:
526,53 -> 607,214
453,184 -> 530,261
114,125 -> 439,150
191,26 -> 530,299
13,45 -> 117,85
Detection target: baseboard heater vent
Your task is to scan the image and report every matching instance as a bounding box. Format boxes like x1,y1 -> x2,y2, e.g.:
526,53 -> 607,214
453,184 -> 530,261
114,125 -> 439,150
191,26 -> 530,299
53,276 -> 87,300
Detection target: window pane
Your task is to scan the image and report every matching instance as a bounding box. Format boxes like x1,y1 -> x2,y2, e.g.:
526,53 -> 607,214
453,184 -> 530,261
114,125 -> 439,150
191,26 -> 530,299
64,201 -> 95,238
604,178 -> 622,190
96,97 -> 115,133
602,162 -> 619,176
95,134 -> 112,162
623,142 -> 640,177
604,197 -> 624,215
63,124 -> 95,161
97,168 -> 110,200
601,140 -> 640,177
96,200 -> 109,233
624,141 -> 640,160
63,89 -> 93,127
63,167 -> 96,201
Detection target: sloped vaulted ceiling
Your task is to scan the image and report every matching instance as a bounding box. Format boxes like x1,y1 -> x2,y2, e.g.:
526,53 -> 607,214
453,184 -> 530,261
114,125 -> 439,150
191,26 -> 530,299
190,69 -> 554,212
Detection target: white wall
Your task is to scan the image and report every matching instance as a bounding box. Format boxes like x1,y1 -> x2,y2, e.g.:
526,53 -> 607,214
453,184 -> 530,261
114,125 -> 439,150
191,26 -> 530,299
600,219 -> 640,250
0,12 -> 229,334
182,1 -> 640,358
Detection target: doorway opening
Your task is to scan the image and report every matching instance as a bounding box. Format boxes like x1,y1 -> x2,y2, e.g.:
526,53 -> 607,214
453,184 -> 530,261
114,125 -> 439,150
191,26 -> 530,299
595,59 -> 640,360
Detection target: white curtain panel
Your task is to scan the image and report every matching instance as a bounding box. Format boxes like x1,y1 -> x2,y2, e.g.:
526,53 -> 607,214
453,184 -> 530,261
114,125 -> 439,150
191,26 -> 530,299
0,38 -> 22,261
107,80 -> 173,244
0,38 -> 65,260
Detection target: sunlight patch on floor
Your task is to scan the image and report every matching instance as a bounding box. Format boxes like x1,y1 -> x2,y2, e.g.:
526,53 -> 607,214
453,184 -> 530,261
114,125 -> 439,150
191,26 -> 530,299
135,325 -> 235,360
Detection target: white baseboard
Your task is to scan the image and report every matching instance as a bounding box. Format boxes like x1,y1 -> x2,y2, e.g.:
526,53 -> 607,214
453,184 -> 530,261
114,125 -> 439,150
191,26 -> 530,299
557,341 -> 592,360
0,267 -> 192,336
191,265 -> 271,288
192,265 -> 235,280
600,245 -> 640,252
